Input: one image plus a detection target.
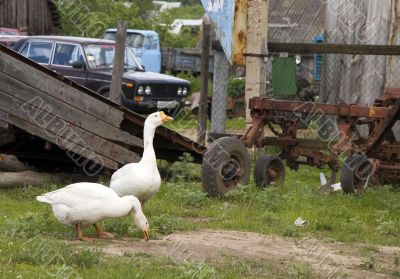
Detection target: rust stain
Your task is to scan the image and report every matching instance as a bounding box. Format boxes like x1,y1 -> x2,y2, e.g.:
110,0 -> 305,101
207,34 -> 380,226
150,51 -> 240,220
369,108 -> 377,118
233,0 -> 247,65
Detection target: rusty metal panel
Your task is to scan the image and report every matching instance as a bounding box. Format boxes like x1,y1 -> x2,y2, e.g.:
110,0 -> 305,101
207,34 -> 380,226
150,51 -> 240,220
232,0 -> 247,65
201,0 -> 247,65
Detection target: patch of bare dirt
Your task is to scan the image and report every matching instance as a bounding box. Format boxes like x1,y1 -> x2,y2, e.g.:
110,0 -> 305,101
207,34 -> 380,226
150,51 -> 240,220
95,230 -> 400,278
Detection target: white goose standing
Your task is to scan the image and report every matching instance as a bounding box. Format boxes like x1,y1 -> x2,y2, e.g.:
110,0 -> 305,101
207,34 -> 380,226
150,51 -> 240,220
110,111 -> 173,202
36,182 -> 150,241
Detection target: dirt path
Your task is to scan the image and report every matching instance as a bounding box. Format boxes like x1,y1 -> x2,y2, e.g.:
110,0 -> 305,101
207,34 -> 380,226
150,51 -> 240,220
95,230 -> 400,278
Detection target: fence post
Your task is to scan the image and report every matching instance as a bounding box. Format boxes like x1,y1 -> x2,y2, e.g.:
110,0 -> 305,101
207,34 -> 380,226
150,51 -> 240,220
244,0 -> 269,123
197,14 -> 211,145
110,21 -> 127,105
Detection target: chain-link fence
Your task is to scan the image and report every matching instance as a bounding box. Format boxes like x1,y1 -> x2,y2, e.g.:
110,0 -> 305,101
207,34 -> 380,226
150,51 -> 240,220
265,50 -> 400,141
267,52 -> 400,100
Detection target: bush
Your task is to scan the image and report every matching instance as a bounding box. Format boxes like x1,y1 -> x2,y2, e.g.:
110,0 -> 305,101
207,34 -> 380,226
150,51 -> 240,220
176,72 -> 200,92
169,153 -> 200,182
228,77 -> 245,98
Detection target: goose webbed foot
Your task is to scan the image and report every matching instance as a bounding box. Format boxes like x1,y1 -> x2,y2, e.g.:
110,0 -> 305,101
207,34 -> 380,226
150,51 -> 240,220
94,224 -> 114,239
76,223 -> 94,241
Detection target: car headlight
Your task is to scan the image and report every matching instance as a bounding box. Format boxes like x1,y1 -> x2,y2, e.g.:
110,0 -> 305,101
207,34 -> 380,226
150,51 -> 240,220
182,87 -> 188,96
177,87 -> 182,96
137,86 -> 144,95
145,86 -> 152,95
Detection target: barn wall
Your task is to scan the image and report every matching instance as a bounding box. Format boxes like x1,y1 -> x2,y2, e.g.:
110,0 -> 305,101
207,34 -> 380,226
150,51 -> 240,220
386,0 -> 400,88
322,0 -> 400,105
0,0 -> 59,35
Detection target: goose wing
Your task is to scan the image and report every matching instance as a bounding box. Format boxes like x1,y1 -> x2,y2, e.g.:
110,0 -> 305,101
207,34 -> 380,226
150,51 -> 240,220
37,182 -> 118,207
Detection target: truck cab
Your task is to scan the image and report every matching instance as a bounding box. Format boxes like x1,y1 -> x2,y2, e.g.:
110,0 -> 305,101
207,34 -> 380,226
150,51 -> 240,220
102,29 -> 161,73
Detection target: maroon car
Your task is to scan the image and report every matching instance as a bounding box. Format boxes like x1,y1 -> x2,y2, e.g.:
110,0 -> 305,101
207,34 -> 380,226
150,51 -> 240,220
0,27 -> 20,35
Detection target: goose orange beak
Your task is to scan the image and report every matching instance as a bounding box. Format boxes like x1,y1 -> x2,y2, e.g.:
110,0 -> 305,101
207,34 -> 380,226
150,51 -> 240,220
160,111 -> 174,123
143,229 -> 150,241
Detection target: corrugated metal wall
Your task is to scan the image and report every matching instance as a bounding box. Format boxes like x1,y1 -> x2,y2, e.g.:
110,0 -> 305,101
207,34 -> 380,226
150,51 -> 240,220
0,0 -> 60,35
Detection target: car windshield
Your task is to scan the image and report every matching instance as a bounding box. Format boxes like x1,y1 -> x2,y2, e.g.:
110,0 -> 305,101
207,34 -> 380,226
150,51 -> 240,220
103,32 -> 146,49
84,44 -> 144,70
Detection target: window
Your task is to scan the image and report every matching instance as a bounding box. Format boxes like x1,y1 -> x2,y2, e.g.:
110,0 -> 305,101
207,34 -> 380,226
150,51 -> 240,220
52,43 -> 84,66
27,42 -> 53,64
20,43 -> 29,57
126,33 -> 145,48
84,44 -> 142,70
144,36 -> 158,50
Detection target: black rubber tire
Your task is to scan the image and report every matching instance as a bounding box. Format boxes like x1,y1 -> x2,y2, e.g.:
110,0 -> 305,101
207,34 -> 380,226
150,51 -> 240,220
201,137 -> 250,197
254,155 -> 286,187
340,154 -> 372,194
100,90 -> 110,98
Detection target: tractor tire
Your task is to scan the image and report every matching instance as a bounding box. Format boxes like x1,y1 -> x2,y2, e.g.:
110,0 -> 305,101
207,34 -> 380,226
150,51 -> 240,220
201,137 -> 250,197
254,155 -> 286,187
340,154 -> 372,194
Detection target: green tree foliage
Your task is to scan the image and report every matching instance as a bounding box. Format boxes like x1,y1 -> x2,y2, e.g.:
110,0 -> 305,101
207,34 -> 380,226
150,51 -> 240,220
56,0 -> 204,48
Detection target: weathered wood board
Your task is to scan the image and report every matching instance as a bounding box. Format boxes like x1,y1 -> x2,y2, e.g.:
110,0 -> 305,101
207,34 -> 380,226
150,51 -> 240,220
0,42 -> 205,172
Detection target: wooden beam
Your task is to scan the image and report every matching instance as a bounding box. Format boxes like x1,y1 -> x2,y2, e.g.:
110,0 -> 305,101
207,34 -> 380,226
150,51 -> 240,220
0,50 -> 124,127
110,21 -> 127,104
0,96 -> 141,168
0,171 -> 100,189
197,14 -> 211,145
1,110 -> 118,171
248,42 -> 400,55
0,72 -> 143,148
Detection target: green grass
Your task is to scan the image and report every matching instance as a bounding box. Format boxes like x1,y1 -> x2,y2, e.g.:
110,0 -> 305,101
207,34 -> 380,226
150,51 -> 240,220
0,167 -> 399,278
164,110 -> 246,133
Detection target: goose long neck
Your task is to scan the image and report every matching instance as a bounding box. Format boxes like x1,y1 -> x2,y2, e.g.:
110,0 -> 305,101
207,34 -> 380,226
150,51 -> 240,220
141,124 -> 156,164
106,197 -> 134,218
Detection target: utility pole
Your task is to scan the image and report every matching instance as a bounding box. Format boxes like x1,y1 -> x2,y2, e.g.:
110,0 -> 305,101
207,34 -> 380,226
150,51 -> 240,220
244,0 -> 269,123
110,21 -> 127,105
197,14 -> 211,145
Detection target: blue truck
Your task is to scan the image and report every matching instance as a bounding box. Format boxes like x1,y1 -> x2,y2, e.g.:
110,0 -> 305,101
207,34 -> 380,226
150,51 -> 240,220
102,29 -> 162,73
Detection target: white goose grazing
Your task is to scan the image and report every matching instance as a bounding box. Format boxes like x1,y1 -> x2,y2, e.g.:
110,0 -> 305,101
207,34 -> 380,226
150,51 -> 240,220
36,182 -> 150,241
110,111 -> 173,202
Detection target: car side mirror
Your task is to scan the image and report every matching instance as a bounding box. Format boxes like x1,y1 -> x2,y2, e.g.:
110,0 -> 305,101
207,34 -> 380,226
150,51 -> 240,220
72,61 -> 85,69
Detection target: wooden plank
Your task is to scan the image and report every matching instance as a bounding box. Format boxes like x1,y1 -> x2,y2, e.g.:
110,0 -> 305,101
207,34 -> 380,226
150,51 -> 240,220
0,120 -> 8,129
0,108 -> 118,171
0,94 -> 140,164
0,51 -> 124,127
0,71 -> 144,148
260,42 -> 400,55
0,171 -> 100,189
16,0 -> 29,29
0,110 -> 9,128
197,15 -> 211,145
0,93 -> 141,166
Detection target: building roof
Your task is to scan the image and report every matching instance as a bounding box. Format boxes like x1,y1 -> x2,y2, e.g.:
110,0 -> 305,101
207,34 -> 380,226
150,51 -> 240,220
18,35 -> 115,44
268,0 -> 326,43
